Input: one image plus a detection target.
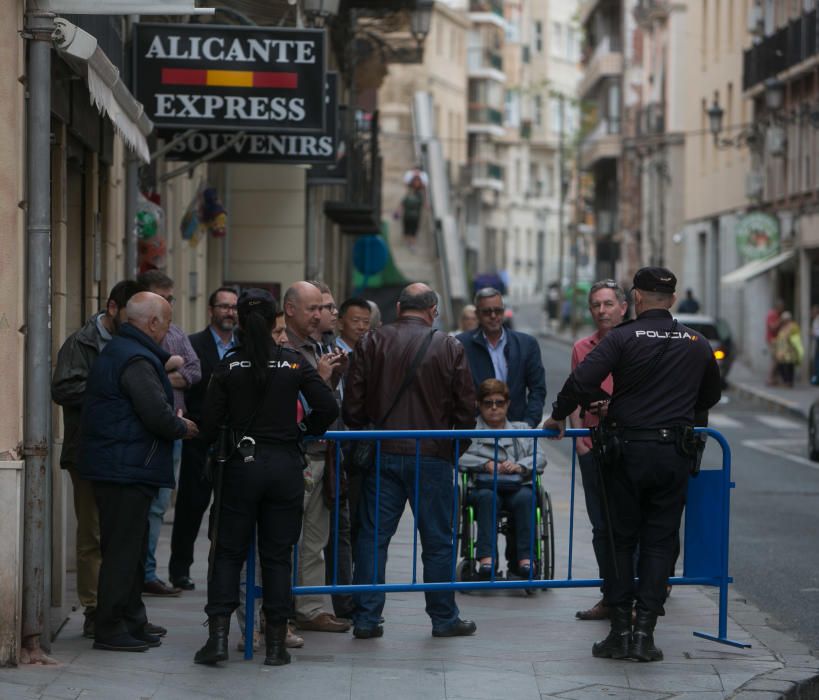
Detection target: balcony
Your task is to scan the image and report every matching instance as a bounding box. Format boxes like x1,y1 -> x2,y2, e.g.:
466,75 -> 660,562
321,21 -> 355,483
468,47 -> 506,82
470,0 -> 503,17
468,104 -> 505,137
578,35 -> 623,98
743,10 -> 818,90
471,161 -> 505,191
580,118 -> 622,169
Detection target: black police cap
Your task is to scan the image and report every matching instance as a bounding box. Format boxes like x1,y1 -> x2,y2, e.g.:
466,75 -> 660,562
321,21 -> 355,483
632,267 -> 677,294
238,288 -> 277,315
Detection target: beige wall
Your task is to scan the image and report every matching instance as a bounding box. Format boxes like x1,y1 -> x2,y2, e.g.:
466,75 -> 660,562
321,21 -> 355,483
227,164 -> 306,291
683,0 -> 751,223
0,0 -> 25,666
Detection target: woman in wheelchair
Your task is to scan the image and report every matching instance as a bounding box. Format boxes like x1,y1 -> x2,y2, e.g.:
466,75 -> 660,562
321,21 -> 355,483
460,379 -> 546,579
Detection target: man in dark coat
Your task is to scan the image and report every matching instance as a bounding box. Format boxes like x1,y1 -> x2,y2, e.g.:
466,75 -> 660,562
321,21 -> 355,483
457,287 -> 547,427
78,292 -> 198,652
168,287 -> 238,590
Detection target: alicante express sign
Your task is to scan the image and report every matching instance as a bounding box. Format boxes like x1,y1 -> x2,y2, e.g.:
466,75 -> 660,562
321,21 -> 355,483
134,24 -> 326,133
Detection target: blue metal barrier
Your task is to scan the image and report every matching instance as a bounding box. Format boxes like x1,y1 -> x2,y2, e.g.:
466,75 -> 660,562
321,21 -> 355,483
240,427 -> 748,659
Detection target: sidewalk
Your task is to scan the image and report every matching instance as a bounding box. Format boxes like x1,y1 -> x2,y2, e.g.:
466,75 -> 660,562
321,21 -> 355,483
2,440 -> 818,699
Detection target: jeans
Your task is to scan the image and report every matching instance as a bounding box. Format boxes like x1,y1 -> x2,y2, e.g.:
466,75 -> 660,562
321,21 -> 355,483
577,451 -> 611,598
352,453 -> 460,632
145,440 -> 181,582
471,486 -> 534,564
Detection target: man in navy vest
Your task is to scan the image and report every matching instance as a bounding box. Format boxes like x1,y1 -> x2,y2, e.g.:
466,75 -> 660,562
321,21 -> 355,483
78,292 -> 198,652
457,288 -> 547,427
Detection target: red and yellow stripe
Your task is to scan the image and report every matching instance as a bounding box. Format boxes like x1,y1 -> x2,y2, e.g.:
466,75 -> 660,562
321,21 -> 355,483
161,68 -> 298,89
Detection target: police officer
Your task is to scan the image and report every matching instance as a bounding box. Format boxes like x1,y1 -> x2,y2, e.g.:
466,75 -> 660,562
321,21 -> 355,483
543,267 -> 721,662
194,289 -> 338,667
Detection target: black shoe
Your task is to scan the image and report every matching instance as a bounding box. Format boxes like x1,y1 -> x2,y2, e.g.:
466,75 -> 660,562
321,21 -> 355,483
629,609 -> 663,662
592,605 -> 632,660
263,622 -> 291,666
171,575 -> 195,591
432,618 -> 477,638
353,625 -> 384,639
194,615 -> 230,665
82,613 -> 95,639
133,631 -> 162,648
144,622 -> 167,637
93,633 -> 149,652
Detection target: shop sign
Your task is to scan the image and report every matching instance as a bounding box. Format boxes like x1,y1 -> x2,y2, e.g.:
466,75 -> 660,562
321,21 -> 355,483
736,212 -> 780,262
163,74 -> 339,163
134,23 -> 326,133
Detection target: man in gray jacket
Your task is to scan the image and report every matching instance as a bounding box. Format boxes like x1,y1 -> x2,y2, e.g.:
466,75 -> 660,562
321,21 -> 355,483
51,280 -> 143,638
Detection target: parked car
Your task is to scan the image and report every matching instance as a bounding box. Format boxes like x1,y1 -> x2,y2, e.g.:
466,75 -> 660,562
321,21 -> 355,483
808,401 -> 819,462
674,313 -> 734,385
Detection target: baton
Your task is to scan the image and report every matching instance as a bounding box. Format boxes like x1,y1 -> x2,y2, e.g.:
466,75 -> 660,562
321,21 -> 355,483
207,426 -> 230,583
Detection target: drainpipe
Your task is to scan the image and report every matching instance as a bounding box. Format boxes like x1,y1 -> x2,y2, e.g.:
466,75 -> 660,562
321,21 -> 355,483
124,14 -> 139,278
22,9 -> 55,661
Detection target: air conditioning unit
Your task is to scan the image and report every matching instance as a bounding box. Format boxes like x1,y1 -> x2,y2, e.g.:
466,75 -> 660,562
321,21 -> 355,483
766,125 -> 786,156
745,170 -> 764,200
747,2 -> 764,36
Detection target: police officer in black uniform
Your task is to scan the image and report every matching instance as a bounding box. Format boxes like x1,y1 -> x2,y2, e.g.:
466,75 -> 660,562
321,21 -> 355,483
194,289 -> 338,667
543,267 -> 721,662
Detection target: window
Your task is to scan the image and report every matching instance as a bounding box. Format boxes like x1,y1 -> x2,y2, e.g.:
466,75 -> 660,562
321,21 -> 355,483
551,22 -> 563,58
534,20 -> 543,53
534,94 -> 543,126
566,27 -> 579,62
549,95 -> 564,134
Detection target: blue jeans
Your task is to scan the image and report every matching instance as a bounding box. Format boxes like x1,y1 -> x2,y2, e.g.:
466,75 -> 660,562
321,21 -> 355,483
352,453 -> 460,632
145,440 -> 182,582
471,486 -> 534,563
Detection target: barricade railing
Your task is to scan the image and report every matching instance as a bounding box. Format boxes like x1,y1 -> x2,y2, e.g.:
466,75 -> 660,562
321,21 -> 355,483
241,427 -> 748,659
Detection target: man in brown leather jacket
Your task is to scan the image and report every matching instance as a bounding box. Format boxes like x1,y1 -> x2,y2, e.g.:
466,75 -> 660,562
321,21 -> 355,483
342,283 -> 478,639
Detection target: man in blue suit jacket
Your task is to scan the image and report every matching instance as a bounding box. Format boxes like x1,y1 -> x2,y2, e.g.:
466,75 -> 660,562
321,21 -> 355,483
457,288 -> 547,427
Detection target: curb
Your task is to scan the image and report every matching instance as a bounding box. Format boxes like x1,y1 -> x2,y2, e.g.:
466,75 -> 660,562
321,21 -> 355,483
729,667 -> 819,699
726,380 -> 810,420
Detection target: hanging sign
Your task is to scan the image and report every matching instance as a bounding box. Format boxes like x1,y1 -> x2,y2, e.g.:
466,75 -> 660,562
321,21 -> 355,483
134,23 -> 326,133
163,73 -> 339,163
736,212 -> 780,262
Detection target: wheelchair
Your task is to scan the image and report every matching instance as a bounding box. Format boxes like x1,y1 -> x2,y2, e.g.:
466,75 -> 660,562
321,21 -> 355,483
455,470 -> 555,593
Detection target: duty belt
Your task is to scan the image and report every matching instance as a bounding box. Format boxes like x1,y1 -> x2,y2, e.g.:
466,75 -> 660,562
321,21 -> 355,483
618,427 -> 678,443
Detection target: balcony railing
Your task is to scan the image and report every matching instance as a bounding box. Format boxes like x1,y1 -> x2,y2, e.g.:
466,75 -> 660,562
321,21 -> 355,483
583,34 -> 623,67
468,47 -> 504,73
744,10 -> 817,90
472,161 -> 505,182
468,105 -> 504,127
470,0 -> 504,17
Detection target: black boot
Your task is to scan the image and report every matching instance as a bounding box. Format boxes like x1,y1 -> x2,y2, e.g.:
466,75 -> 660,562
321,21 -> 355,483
591,605 -> 632,659
264,622 -> 291,666
194,615 -> 230,665
630,608 -> 663,662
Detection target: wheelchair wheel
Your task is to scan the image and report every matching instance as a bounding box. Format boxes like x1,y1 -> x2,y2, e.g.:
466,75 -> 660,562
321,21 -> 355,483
455,473 -> 478,580
538,489 -> 555,581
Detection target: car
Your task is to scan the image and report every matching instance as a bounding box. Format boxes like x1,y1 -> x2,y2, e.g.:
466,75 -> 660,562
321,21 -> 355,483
674,313 -> 734,385
809,401 -> 819,462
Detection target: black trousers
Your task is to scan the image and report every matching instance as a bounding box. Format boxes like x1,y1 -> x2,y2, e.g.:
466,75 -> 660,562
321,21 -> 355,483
324,498 -> 354,618
94,482 -> 154,640
169,438 -> 212,581
605,441 -> 690,616
206,444 -> 304,625
577,451 -> 611,599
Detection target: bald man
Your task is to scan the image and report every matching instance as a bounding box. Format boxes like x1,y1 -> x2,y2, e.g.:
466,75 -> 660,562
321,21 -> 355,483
78,291 -> 198,653
343,283 -> 478,639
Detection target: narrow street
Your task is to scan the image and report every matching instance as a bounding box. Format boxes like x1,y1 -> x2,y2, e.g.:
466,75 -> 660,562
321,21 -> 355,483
515,301 -> 819,654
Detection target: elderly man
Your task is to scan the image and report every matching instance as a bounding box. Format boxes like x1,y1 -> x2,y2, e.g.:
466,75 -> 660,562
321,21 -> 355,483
52,279 -> 143,638
168,286 -> 238,591
343,283 -> 477,639
284,281 -> 350,633
570,280 -> 628,622
457,287 -> 546,427
137,270 -> 201,597
78,292 -> 198,652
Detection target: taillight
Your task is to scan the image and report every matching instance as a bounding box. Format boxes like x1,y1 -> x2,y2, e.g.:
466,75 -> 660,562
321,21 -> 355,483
714,349 -> 726,360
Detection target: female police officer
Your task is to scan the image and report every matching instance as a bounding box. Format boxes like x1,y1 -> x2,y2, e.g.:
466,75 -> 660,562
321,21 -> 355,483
194,288 -> 338,667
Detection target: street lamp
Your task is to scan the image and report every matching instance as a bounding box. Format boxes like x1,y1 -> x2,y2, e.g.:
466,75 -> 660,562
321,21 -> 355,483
764,78 -> 785,112
303,0 -> 340,21
706,97 -> 724,140
410,0 -> 433,46
705,92 -> 761,150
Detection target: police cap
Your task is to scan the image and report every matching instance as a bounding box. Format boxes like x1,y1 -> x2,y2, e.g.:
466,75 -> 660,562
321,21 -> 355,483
238,288 -> 277,317
632,267 -> 677,294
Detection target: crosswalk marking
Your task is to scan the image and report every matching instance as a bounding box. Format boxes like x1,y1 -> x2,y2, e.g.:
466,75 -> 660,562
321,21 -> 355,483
754,415 -> 804,431
707,413 -> 743,429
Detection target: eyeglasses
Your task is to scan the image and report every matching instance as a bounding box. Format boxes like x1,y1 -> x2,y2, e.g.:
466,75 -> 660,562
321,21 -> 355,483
319,303 -> 338,313
481,399 -> 508,408
212,303 -> 238,312
479,307 -> 505,317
